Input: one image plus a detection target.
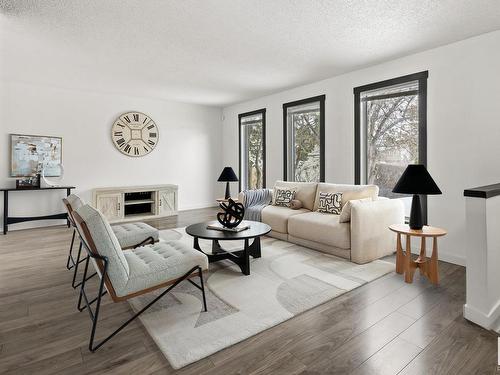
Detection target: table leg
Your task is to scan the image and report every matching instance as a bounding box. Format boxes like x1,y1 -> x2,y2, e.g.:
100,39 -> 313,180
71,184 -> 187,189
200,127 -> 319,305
3,191 -> 8,235
242,238 -> 250,275
66,188 -> 71,228
429,237 -> 439,285
395,233 -> 404,274
417,237 -> 427,275
404,234 -> 415,283
212,240 -> 224,254
193,237 -> 201,252
248,237 -> 261,258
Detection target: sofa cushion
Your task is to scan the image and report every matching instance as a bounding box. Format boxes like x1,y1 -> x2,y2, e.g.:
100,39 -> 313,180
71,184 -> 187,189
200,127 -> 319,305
120,241 -> 208,297
261,205 -> 309,234
273,181 -> 318,211
66,194 -> 84,212
288,211 -> 350,249
313,183 -> 379,211
112,222 -> 159,248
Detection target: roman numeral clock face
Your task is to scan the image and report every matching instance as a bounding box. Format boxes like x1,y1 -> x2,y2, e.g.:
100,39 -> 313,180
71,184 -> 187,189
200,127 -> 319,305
111,112 -> 159,157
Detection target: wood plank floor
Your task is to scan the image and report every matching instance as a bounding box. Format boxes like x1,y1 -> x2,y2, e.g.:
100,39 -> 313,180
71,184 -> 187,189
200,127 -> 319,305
0,207 -> 498,374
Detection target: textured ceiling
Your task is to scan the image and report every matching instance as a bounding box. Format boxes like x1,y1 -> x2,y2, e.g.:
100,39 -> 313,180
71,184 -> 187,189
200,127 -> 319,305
1,0 -> 500,106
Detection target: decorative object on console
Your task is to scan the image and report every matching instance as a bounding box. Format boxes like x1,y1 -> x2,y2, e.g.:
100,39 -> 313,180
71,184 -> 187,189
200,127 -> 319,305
217,198 -> 245,228
274,188 -> 296,207
41,163 -> 64,187
10,134 -> 62,177
317,191 -> 342,214
15,175 -> 40,189
392,164 -> 442,230
111,111 -> 158,157
217,167 -> 238,200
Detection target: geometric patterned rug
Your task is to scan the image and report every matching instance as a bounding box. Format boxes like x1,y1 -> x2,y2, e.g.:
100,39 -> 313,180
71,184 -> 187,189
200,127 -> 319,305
128,227 -> 394,369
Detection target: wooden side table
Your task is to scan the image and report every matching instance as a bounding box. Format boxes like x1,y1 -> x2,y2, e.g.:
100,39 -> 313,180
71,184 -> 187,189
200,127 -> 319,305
389,224 -> 447,285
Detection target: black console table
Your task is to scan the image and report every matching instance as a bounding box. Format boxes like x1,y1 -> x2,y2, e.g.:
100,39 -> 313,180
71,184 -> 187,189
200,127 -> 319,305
1,186 -> 75,235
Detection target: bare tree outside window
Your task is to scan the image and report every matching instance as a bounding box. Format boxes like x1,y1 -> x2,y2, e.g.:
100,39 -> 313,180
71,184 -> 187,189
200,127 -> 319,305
239,110 -> 265,190
359,79 -> 423,216
284,96 -> 325,182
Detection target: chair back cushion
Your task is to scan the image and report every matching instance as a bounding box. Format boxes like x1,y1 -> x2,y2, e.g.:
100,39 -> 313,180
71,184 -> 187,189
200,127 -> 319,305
273,181 -> 318,211
313,183 -> 379,211
65,194 -> 84,214
75,204 -> 129,292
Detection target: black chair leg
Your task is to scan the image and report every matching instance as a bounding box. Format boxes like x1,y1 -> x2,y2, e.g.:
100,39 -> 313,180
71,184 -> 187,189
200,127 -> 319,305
66,229 -> 76,270
80,265 -> 207,352
71,242 -> 83,288
199,267 -> 208,312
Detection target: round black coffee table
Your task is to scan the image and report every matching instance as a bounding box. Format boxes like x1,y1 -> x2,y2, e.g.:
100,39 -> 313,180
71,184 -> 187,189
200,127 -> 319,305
185,220 -> 271,275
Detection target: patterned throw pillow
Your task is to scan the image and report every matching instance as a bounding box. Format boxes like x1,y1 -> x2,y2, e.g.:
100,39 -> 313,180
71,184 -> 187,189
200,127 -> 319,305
317,192 -> 342,214
274,188 -> 296,207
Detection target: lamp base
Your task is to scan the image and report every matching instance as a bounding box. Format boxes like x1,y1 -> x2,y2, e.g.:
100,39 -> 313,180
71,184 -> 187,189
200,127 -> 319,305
409,194 -> 423,230
224,182 -> 231,200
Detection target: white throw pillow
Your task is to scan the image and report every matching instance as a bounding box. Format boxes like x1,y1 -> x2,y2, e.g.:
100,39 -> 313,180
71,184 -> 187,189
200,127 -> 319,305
339,197 -> 373,223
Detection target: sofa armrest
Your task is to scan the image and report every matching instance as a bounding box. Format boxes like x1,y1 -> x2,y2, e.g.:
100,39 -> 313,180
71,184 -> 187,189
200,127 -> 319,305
238,189 -> 273,208
237,191 -> 246,206
350,199 -> 405,264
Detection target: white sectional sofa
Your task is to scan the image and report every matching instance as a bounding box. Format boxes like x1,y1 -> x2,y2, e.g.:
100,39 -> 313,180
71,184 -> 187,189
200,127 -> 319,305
239,181 -> 405,264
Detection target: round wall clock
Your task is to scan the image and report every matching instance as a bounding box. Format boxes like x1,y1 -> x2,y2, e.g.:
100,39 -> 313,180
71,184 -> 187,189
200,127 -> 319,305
111,111 -> 159,157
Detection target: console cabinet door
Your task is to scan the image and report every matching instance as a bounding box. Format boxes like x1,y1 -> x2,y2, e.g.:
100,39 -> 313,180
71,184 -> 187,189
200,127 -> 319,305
158,189 -> 176,216
96,193 -> 123,222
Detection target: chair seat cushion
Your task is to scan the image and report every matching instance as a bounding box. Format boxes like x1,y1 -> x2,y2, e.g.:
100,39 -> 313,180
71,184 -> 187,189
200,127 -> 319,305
112,222 -> 159,249
119,241 -> 208,297
261,205 -> 309,234
288,211 -> 351,249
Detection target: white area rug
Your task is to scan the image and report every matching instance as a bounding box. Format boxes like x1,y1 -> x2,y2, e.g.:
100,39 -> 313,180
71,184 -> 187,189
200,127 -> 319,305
128,228 -> 394,369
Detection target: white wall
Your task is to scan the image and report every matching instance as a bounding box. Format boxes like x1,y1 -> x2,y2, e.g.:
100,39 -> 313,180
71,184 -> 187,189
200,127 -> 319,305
0,82 -> 223,230
222,30 -> 500,265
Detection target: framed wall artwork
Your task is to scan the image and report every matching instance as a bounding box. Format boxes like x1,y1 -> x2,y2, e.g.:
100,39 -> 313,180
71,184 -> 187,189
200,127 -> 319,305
10,134 -> 63,177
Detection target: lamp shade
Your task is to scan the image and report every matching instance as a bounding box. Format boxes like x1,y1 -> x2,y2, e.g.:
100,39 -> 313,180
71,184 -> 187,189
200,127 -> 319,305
392,164 -> 442,195
217,167 -> 238,182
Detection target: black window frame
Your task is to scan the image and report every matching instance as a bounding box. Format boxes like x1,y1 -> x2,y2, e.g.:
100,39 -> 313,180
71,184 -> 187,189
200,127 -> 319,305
282,95 -> 326,182
238,108 -> 266,191
354,71 -> 428,223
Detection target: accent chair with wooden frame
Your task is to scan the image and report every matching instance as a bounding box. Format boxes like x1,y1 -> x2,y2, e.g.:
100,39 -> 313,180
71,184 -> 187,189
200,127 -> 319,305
72,204 -> 209,352
63,194 -> 159,288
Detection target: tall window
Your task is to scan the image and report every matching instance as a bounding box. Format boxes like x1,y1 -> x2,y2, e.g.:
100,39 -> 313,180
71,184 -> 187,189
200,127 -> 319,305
239,109 -> 266,190
354,71 -> 428,219
283,95 -> 325,182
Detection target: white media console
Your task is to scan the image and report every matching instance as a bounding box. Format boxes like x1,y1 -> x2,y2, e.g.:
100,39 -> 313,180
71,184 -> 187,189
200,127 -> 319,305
92,184 -> 178,223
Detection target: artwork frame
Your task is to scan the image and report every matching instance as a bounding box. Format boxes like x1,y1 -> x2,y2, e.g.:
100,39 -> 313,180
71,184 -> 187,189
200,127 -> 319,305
10,134 -> 63,177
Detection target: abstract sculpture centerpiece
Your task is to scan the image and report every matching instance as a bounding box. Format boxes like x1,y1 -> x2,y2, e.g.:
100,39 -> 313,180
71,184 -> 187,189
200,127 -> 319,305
217,198 -> 245,228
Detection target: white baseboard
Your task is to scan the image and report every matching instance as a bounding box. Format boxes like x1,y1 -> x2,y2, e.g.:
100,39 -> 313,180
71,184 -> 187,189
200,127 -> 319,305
410,247 -> 465,266
179,203 -> 218,211
4,203 -> 218,232
4,220 -> 67,232
464,301 -> 500,333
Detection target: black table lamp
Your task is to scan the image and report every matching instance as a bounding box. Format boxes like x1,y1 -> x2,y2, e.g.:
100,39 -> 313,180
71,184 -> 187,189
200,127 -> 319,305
392,164 -> 441,230
218,167 -> 238,199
